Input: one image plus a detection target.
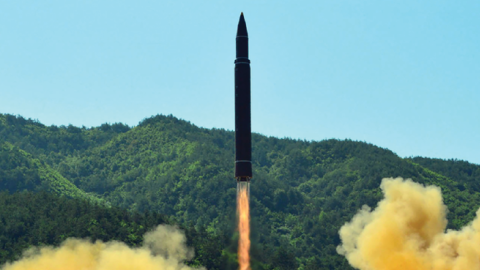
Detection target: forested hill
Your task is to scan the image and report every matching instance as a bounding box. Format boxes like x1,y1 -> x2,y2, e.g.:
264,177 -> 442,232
0,142 -> 103,204
0,191 -> 225,269
1,113 -> 480,270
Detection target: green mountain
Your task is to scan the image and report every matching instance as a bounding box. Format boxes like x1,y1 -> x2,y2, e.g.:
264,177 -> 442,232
0,141 -> 102,204
410,156 -> 480,191
1,113 -> 479,269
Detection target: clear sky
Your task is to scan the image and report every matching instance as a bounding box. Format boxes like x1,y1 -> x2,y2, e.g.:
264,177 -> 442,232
1,1 -> 479,164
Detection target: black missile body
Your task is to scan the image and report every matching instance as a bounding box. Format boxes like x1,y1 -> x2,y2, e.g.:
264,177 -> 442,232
235,13 -> 252,182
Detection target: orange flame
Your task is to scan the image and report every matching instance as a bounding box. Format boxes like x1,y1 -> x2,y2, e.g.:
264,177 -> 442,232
237,182 -> 251,270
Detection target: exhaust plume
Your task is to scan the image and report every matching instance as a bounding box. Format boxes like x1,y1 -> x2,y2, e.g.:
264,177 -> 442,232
338,177 -> 480,270
1,225 -> 204,270
237,181 -> 251,270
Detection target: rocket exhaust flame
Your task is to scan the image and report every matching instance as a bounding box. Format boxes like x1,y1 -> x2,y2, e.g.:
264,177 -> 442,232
237,181 -> 251,270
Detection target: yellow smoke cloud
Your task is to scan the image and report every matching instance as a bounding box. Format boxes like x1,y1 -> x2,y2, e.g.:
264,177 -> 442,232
337,177 -> 480,270
1,225 -> 205,270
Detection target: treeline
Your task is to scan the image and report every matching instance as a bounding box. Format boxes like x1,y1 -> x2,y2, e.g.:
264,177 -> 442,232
411,157 -> 480,191
0,191 -> 225,269
0,114 -> 130,165
1,113 -> 480,269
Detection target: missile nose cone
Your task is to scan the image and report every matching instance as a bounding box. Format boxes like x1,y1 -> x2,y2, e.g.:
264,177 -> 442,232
237,12 -> 248,37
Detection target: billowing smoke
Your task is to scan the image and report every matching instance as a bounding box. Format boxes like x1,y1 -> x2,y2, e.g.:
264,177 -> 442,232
1,225 -> 205,270
337,177 -> 480,270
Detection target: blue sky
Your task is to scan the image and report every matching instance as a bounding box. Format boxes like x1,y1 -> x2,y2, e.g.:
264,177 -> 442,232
1,1 -> 479,164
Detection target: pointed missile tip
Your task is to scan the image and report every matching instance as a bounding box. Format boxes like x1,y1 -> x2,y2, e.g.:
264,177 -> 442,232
239,12 -> 245,22
237,12 -> 248,37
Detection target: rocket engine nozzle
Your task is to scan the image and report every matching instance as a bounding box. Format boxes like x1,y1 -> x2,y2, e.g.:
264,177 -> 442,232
236,176 -> 251,182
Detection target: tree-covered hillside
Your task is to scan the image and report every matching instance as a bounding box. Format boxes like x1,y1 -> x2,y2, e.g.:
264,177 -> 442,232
0,142 -> 102,204
410,157 -> 480,191
1,113 -> 479,269
0,191 -> 225,269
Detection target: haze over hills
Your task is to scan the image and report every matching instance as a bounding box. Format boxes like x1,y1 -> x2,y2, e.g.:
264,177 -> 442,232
1,113 -> 479,269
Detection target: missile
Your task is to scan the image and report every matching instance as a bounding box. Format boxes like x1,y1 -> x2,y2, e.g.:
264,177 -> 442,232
235,13 -> 252,182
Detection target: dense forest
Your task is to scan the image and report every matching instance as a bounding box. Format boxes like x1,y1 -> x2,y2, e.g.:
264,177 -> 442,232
0,191 -> 225,269
0,113 -> 479,269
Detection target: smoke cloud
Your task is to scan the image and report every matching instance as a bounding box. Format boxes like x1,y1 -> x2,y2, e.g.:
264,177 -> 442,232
1,225 -> 205,270
337,177 -> 480,270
